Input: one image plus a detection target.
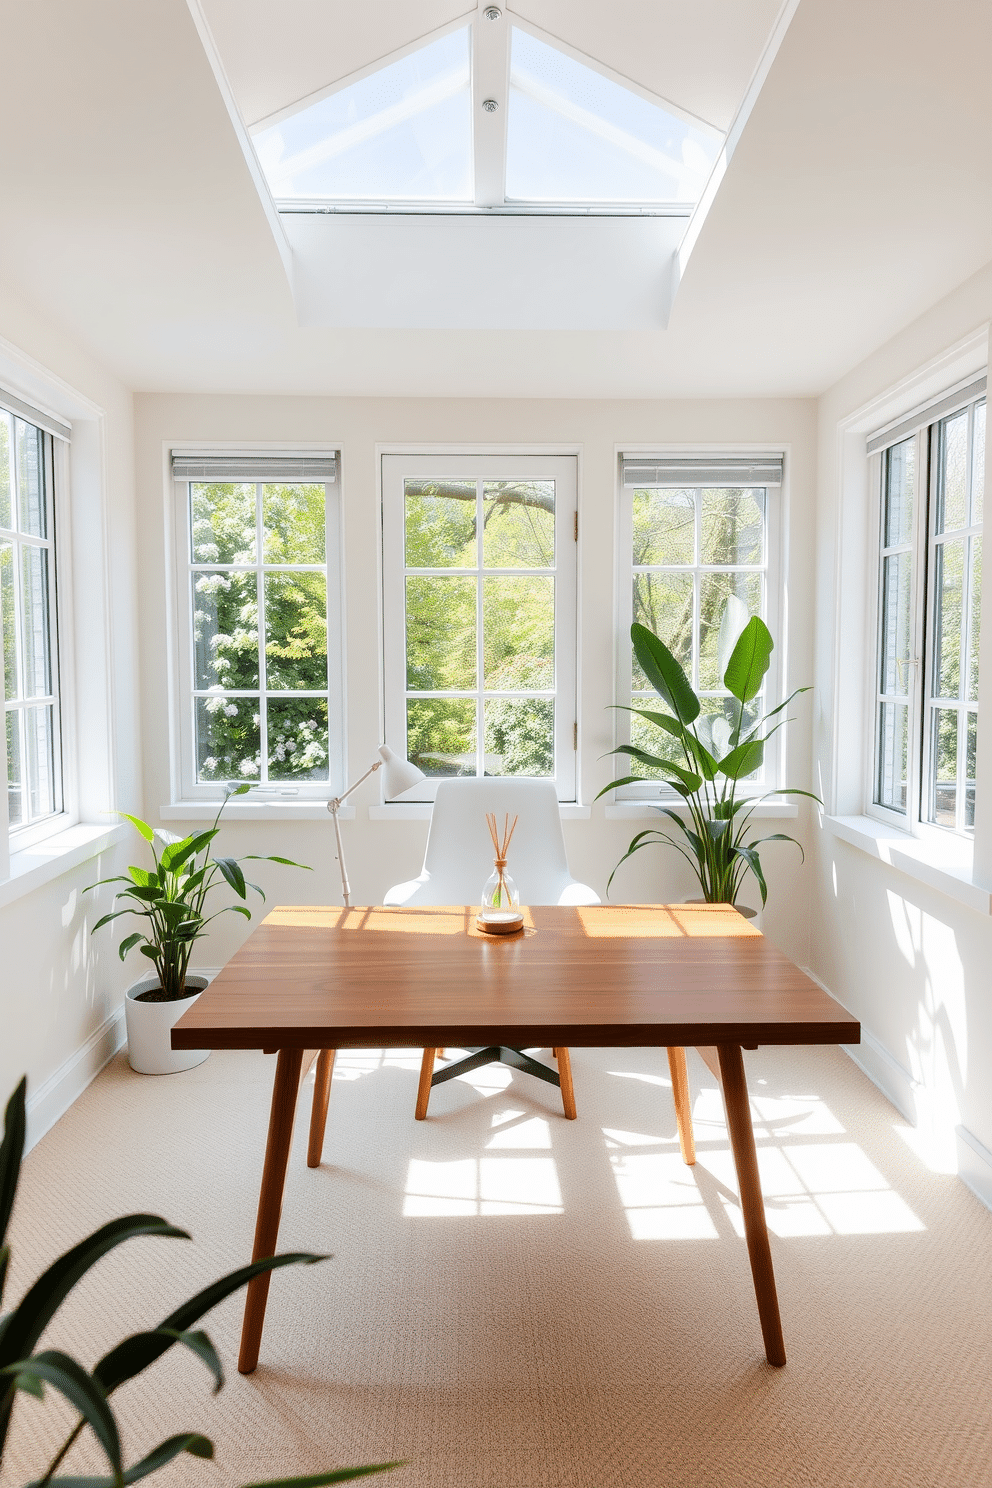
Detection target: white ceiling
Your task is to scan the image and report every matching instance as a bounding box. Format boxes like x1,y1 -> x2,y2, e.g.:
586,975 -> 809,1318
0,0 -> 989,400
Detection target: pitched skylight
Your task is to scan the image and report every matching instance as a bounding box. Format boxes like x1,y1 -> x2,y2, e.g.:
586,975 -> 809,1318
505,30 -> 721,205
253,29 -> 472,202
251,22 -> 723,211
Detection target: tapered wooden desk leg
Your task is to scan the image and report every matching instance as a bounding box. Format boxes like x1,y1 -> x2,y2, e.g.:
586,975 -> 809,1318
416,1049 -> 436,1120
557,1046 -> 577,1119
667,1047 -> 695,1165
717,1044 -> 786,1367
307,1049 -> 335,1168
238,1047 -> 304,1375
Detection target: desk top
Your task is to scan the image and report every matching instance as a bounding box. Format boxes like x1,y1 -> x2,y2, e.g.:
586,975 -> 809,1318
173,903 -> 859,1051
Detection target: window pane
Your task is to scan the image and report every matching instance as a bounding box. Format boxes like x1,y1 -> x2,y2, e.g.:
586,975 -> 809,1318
700,489 -> 764,566
972,402 -> 985,525
933,539 -> 964,698
262,484 -> 325,564
406,576 -> 476,690
884,439 -> 915,547
482,482 -> 555,569
698,571 -> 762,691
876,701 -> 909,813
254,29 -> 472,202
929,707 -> 958,826
484,698 -> 554,776
21,547 -> 52,698
23,704 -> 55,818
1,541 -> 15,700
632,572 -> 692,684
879,551 -> 913,695
195,696 -> 261,783
267,697 -> 329,781
407,698 -> 476,776
190,483 -> 256,564
938,412 -> 968,533
193,572 -> 259,690
6,710 -> 21,825
483,576 -> 554,690
15,420 -> 45,538
966,712 -> 977,828
968,535 -> 981,702
632,489 -> 694,566
405,479 -> 476,568
264,572 -> 328,690
0,415 -> 11,530
506,28 -> 720,204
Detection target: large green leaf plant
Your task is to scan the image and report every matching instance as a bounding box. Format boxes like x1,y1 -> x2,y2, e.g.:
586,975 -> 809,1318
600,599 -> 820,906
0,1079 -> 400,1487
84,787 -> 310,1002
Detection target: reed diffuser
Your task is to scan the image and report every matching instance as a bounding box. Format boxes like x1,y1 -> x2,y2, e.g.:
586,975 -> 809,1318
477,812 -> 524,934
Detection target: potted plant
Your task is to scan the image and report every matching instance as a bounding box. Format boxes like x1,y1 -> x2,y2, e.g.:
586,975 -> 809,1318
0,1077 -> 400,1486
85,785 -> 310,1075
599,599 -> 819,911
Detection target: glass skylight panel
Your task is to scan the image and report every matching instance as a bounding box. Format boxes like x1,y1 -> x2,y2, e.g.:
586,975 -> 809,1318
505,29 -> 721,205
253,29 -> 472,202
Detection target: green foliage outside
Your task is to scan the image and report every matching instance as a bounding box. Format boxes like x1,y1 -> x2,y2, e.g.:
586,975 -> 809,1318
403,480 -> 556,777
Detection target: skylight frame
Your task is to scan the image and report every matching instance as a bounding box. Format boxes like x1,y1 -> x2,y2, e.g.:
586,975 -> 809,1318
248,6 -> 725,217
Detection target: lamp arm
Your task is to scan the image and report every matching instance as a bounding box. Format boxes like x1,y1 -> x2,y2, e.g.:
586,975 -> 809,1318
327,758 -> 384,909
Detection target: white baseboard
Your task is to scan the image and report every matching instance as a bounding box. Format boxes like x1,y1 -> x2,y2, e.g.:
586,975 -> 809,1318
23,968 -> 223,1153
26,1007 -> 126,1154
956,1125 -> 992,1213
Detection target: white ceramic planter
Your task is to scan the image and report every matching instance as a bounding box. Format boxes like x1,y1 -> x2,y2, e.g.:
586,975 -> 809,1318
124,974 -> 211,1075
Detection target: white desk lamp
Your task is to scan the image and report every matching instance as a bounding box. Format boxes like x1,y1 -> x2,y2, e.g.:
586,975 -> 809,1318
328,744 -> 426,907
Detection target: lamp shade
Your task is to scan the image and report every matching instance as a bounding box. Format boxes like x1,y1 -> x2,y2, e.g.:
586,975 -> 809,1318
378,744 -> 426,799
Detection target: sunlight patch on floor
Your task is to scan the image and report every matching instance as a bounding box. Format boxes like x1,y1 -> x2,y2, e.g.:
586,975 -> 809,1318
403,1156 -> 563,1216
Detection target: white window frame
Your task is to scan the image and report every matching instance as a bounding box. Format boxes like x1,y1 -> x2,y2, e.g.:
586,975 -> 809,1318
168,450 -> 345,806
0,401 -> 74,862
613,448 -> 786,802
381,451 -> 577,803
867,381 -> 986,840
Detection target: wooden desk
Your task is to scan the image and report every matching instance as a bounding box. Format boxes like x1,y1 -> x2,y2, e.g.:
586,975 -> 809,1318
173,903 -> 859,1374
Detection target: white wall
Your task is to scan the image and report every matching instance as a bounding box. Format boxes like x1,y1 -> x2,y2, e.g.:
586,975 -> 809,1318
811,259 -> 992,1197
134,392 -> 818,972
0,287 -> 142,1139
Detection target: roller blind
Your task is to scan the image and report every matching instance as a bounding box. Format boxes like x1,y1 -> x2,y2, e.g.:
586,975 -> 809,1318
866,375 -> 987,456
171,450 -> 337,482
0,388 -> 71,442
622,454 -> 783,488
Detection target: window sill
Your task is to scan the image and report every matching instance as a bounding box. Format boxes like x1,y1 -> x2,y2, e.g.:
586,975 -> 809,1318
605,801 -> 799,821
0,822 -> 127,910
825,814 -> 990,914
368,803 -> 592,821
159,803 -> 354,822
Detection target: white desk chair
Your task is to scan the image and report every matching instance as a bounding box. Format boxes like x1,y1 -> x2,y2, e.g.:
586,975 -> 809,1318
383,777 -> 600,1121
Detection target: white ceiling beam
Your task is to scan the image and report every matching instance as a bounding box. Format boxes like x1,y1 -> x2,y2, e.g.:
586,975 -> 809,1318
473,1 -> 509,207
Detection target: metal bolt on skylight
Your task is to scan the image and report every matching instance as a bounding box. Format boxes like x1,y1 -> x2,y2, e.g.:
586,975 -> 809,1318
482,98 -> 499,112
484,6 -> 502,19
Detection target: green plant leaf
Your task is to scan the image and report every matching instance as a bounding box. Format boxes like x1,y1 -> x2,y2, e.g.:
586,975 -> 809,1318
594,774 -> 654,799
138,945 -> 159,961
243,856 -> 313,870
630,623 -> 700,725
723,617 -> 773,703
119,814 -> 155,844
228,783 -> 251,797
91,910 -> 140,934
26,1433 -> 215,1488
748,831 -> 805,865
2,1351 -> 121,1478
94,1254 -> 326,1393
730,845 -> 768,906
0,1216 -> 189,1369
243,1465 -> 405,1487
0,1079 -> 26,1254
117,935 -> 145,962
606,746 -> 702,793
214,857 -> 246,898
715,739 -> 765,780
126,867 -> 157,889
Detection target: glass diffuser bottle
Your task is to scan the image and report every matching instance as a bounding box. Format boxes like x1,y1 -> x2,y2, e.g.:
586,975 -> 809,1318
477,811 -> 524,934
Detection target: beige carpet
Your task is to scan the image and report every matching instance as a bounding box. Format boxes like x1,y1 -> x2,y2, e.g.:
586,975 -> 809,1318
2,1041 -> 991,1488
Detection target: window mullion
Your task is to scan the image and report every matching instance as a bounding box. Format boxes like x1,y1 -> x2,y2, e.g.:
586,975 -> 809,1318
255,483 -> 268,785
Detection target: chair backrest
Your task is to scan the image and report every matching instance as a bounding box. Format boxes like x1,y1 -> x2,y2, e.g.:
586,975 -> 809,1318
414,778 -> 574,905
